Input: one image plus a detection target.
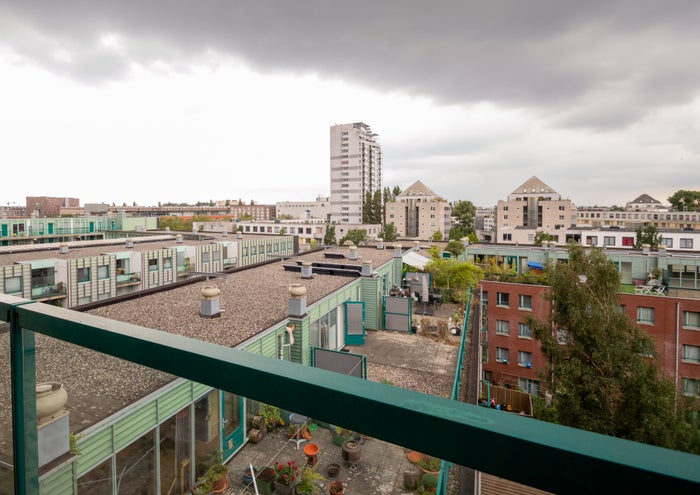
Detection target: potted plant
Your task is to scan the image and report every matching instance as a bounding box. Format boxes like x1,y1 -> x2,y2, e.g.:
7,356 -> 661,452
256,466 -> 276,495
261,403 -> 283,431
420,473 -> 438,493
192,477 -> 212,495
202,450 -> 228,494
417,455 -> 441,475
273,460 -> 299,495
328,480 -> 345,495
331,426 -> 352,446
294,465 -> 324,494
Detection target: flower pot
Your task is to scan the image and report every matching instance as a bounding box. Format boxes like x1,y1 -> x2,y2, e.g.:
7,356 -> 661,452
273,480 -> 295,495
326,463 -> 340,479
255,467 -> 275,495
328,481 -> 345,495
341,440 -> 362,465
243,466 -> 257,484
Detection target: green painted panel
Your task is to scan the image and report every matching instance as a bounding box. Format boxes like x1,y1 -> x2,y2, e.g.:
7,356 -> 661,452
193,382 -> 212,399
157,381 -> 193,420
40,463 -> 74,495
260,331 -> 279,358
244,339 -> 262,354
114,402 -> 157,450
361,278 -> 380,330
75,428 -> 113,477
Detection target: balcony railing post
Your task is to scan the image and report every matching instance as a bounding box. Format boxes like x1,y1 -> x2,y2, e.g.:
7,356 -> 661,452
9,299 -> 40,495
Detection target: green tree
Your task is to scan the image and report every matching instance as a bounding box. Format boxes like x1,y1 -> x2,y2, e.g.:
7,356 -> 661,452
448,225 -> 469,241
339,229 -> 367,246
362,191 -> 373,224
324,225 -> 336,245
423,257 -> 483,310
527,244 -> 700,453
445,240 -> 466,258
372,190 -> 383,224
380,222 -> 397,242
634,225 -> 663,249
534,230 -> 557,246
668,190 -> 700,211
451,200 -> 476,232
431,230 -> 443,241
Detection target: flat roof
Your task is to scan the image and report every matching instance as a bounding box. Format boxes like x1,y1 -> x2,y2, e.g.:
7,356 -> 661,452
0,246 -> 397,465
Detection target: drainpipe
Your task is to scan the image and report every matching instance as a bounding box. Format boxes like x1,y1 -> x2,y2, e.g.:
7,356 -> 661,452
675,301 -> 680,411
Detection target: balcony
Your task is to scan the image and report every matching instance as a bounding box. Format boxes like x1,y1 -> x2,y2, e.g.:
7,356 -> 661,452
115,271 -> 141,287
1,294 -> 699,494
30,283 -> 66,301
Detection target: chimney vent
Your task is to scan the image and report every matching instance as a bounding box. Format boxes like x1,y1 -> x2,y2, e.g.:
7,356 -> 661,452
288,284 -> 307,317
376,238 -> 384,250
301,261 -> 313,279
361,260 -> 373,276
176,234 -> 183,244
125,238 -> 134,249
200,286 -> 221,318
394,244 -> 403,258
59,243 -> 68,254
348,246 -> 358,260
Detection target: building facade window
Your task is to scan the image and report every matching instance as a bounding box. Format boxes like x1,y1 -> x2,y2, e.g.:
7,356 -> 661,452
502,234 -> 512,241
518,294 -> 533,310
496,320 -> 510,335
148,259 -> 158,272
77,267 -> 90,283
636,307 -> 655,324
680,238 -> 693,249
518,323 -> 532,338
682,345 -> 700,364
518,351 -> 533,367
496,347 -> 509,363
517,378 -> 540,395
682,377 -> 700,397
683,311 -> 700,330
97,265 -> 110,279
603,236 -> 615,246
4,276 -> 22,294
496,292 -> 510,307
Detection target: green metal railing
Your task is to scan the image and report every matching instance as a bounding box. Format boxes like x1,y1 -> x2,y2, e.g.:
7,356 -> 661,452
2,294 -> 699,495
436,288 -> 472,494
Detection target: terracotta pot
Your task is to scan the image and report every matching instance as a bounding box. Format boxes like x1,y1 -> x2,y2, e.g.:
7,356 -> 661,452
328,481 -> 345,495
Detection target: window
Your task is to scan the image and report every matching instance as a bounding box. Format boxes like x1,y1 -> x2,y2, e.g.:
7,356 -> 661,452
557,328 -> 571,344
502,233 -> 512,241
682,345 -> 700,364
518,294 -> 533,310
213,251 -> 221,261
163,257 -> 172,269
517,378 -> 540,395
251,245 -> 257,255
662,238 -> 673,248
503,206 -> 509,211
682,377 -> 700,397
148,259 -> 158,272
683,311 -> 700,330
496,292 -> 510,307
518,323 -> 532,338
77,267 -> 90,282
603,236 -> 615,246
496,347 -> 509,363
496,320 -> 510,335
680,238 -> 693,249
202,252 -> 210,263
97,265 -> 110,279
518,351 -> 533,367
5,276 -> 22,294
637,306 -> 655,324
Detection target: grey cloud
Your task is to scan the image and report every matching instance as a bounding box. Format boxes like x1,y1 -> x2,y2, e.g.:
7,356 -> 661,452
1,1 -> 700,130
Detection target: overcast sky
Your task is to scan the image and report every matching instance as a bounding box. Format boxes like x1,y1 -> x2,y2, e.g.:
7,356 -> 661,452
1,1 -> 698,208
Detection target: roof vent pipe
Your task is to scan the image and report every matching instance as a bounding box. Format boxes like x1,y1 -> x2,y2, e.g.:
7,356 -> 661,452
176,234 -> 183,244
361,260 -> 373,277
348,245 -> 358,260
414,241 -> 420,250
59,243 -> 68,254
642,243 -> 650,255
394,244 -> 403,258
222,230 -> 228,237
200,286 -> 221,318
288,284 -> 307,317
376,238 -> 384,250
236,232 -> 243,239
658,245 -> 667,256
301,261 -> 313,279
125,238 -> 134,249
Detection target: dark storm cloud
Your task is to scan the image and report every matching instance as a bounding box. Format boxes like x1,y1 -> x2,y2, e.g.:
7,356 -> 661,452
1,1 -> 699,130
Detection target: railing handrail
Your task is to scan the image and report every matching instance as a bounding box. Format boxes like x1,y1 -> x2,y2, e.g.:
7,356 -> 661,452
2,294 -> 699,495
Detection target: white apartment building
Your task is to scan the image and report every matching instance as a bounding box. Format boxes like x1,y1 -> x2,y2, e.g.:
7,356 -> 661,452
385,181 -> 451,240
276,195 -> 331,221
329,122 -> 382,224
495,176 -> 577,243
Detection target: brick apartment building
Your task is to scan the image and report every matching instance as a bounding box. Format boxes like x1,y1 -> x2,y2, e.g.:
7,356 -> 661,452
480,280 -> 700,400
